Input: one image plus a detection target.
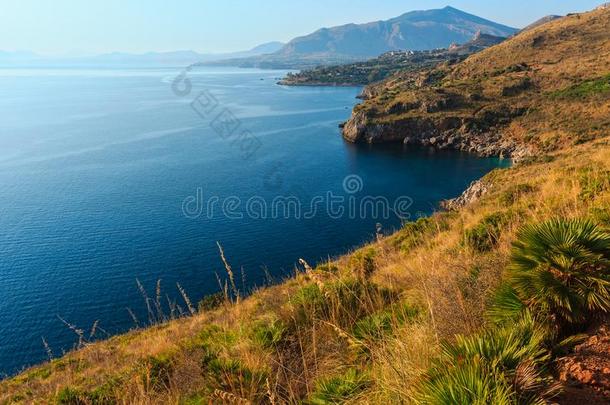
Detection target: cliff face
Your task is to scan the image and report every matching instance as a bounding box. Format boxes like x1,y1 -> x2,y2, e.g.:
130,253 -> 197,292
342,107 -> 529,158
342,7 -> 610,160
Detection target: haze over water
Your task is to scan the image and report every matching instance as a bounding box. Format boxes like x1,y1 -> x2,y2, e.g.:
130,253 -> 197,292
0,66 -> 508,376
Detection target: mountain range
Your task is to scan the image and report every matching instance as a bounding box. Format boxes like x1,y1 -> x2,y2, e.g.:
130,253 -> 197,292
2,7 -> 518,69
0,42 -> 285,67
214,6 -> 518,68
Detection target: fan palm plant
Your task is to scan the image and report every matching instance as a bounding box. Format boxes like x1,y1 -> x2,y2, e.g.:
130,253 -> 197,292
503,218 -> 610,325
415,315 -> 557,405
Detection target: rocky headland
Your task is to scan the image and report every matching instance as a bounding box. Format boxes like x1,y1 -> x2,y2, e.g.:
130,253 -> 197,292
341,8 -> 610,162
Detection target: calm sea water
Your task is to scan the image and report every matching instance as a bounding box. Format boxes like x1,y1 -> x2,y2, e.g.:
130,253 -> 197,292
0,67 -> 508,376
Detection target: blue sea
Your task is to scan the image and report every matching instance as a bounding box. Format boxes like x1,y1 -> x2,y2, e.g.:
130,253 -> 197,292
0,66 -> 508,376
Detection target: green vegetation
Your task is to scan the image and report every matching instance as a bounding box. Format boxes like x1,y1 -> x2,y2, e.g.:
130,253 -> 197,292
463,212 -> 510,252
579,167 -> 610,200
197,292 -> 224,311
56,383 -> 118,405
280,50 -> 459,86
494,219 -> 610,326
141,354 -> 174,392
415,315 -> 554,404
250,319 -> 287,349
308,368 -> 369,404
420,218 -> 610,404
500,184 -> 536,206
281,34 -> 506,86
289,279 -> 397,329
390,216 -> 438,252
551,74 -> 610,100
203,358 -> 268,403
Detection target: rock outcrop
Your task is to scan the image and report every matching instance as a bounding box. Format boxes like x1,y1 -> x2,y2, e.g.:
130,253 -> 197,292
557,318 -> 610,403
342,107 -> 528,158
440,179 -> 490,210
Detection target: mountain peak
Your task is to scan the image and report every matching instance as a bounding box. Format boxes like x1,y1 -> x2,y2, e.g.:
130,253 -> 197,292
276,7 -> 517,59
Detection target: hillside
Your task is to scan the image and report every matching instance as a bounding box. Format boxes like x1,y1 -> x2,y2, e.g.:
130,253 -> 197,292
213,7 -> 517,69
521,15 -> 563,32
279,33 -> 506,87
1,6 -> 610,405
342,7 -> 610,160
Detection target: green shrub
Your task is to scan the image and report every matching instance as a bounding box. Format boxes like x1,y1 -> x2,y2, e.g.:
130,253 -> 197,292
550,74 -> 610,100
180,394 -> 206,405
203,358 -> 268,403
415,315 -> 555,404
55,382 -> 118,404
197,292 -> 224,312
352,303 -> 419,343
250,319 -> 287,349
463,212 -> 508,252
308,368 -> 369,404
85,377 -> 121,405
487,284 -> 528,324
289,280 -> 397,329
195,325 -> 265,401
579,167 -> 610,200
56,387 -> 86,405
500,184 -> 535,206
392,217 -> 435,252
314,263 -> 339,273
142,354 -> 173,392
192,324 -> 237,352
289,284 -> 326,325
520,155 -> 555,166
502,218 -> 610,326
589,205 -> 610,227
349,247 -> 377,279
416,358 -> 514,405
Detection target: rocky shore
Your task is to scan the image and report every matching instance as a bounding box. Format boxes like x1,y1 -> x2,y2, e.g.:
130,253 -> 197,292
341,108 -> 532,160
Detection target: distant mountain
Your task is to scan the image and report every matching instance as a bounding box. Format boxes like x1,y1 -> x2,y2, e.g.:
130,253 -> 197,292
0,50 -> 41,64
448,32 -> 507,54
280,32 -> 507,87
247,41 -> 285,54
279,6 -> 516,57
0,42 -> 285,67
213,6 -> 517,68
521,15 -> 563,32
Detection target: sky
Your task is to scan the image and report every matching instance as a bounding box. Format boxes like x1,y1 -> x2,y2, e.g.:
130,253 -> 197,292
0,0 -> 603,56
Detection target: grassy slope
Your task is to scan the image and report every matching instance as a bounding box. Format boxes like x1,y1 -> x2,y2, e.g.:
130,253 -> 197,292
351,8 -> 610,155
2,8 -> 610,405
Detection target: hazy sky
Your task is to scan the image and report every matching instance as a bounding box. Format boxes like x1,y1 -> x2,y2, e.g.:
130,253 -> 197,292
0,0 -> 603,55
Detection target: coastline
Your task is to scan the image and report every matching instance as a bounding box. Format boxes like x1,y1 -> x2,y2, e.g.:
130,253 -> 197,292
278,80 -> 365,87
